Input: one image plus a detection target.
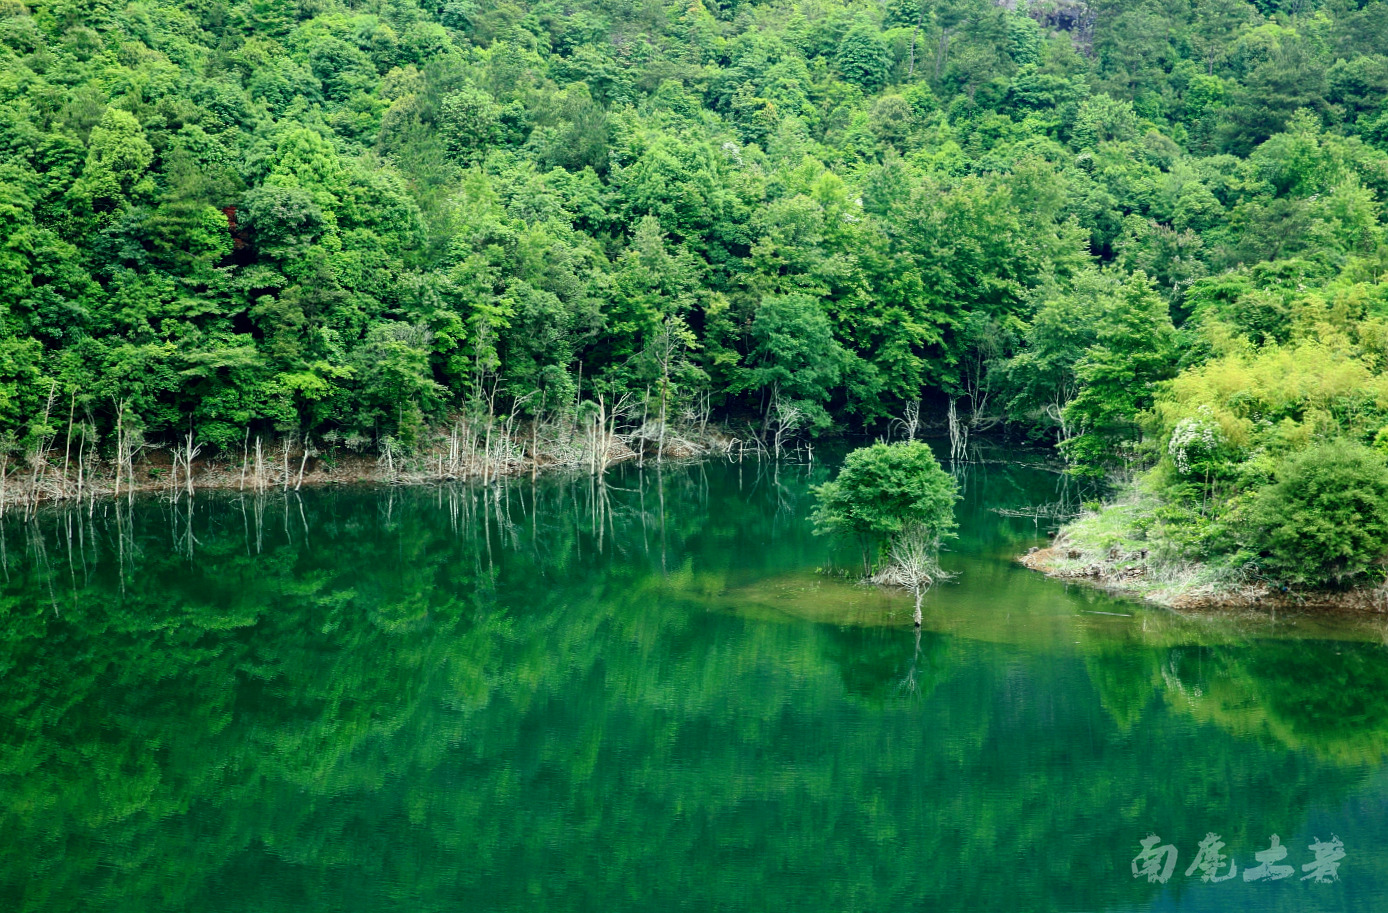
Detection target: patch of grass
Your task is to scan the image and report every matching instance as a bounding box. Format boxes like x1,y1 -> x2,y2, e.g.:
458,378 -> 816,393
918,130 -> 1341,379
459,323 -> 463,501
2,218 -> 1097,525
1045,485 -> 1257,606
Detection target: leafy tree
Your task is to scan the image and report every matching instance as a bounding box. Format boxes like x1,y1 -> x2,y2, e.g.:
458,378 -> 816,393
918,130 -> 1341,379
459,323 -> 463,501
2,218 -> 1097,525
1218,36 -> 1329,154
812,441 -> 959,575
739,293 -> 845,433
439,86 -> 501,163
1062,274 -> 1178,474
835,24 -> 892,92
68,109 -> 154,214
1072,94 -> 1141,149
1189,0 -> 1256,77
351,323 -> 444,443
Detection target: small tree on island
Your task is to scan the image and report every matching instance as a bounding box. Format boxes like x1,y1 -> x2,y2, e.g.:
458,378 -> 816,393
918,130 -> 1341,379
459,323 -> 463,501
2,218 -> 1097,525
811,441 -> 960,626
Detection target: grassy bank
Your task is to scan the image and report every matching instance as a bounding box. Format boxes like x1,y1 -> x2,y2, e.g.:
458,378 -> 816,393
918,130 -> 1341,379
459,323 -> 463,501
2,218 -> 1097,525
1020,489 -> 1388,614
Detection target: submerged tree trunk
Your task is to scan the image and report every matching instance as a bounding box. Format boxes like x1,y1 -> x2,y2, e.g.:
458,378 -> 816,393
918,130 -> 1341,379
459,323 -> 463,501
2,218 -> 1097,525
240,429 -> 249,491
657,374 -> 667,465
183,430 -> 201,497
295,434 -> 311,491
947,398 -> 969,463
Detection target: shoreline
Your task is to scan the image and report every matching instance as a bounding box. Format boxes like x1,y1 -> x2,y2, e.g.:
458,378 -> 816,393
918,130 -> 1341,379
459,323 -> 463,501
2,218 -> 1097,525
1,422 -> 747,516
1018,546 -> 1388,616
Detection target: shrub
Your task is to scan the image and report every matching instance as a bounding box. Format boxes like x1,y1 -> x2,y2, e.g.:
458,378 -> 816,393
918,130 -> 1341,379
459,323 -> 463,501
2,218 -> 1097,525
1247,439 -> 1388,588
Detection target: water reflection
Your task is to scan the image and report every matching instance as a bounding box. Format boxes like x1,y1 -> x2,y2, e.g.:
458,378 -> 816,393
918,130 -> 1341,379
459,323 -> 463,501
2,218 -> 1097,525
1,451 -> 1386,912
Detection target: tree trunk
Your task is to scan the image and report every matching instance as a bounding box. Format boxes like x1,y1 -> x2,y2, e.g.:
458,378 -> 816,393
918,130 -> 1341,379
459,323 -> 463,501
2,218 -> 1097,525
295,435 -> 310,491
657,372 -> 668,465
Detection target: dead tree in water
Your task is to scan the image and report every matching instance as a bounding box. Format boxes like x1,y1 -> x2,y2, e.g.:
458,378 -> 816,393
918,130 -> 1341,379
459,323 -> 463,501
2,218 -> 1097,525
179,430 -> 201,497
447,422 -> 463,479
770,397 -> 803,460
0,436 -> 11,518
872,524 -> 953,627
279,436 -> 292,490
891,399 -> 921,442
253,435 -> 267,492
295,434 -> 314,490
592,391 -> 633,474
61,391 -> 75,489
26,383 -> 59,515
378,435 -> 398,482
239,429 -> 249,491
112,403 -> 149,505
947,398 -> 969,463
74,421 -> 91,504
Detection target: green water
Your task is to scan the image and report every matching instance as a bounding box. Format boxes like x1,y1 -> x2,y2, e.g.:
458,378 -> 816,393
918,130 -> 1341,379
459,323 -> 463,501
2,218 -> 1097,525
3,450 -> 1388,912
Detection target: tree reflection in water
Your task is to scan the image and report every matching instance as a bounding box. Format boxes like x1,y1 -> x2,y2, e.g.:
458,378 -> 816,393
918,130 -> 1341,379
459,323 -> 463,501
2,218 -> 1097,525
1,450 -> 1386,913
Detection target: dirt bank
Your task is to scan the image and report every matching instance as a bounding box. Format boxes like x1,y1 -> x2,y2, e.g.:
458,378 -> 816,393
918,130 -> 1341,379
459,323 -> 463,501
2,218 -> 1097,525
1019,546 -> 1388,616
3,422 -> 745,515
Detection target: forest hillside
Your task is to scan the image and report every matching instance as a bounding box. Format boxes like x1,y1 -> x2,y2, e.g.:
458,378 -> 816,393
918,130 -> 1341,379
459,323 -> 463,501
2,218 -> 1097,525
5,0 -> 1388,588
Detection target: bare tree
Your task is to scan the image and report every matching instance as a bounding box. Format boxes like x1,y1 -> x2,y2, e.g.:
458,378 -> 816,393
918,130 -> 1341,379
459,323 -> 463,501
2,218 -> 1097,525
890,399 -> 922,442
770,396 -> 803,460
947,398 -> 969,463
26,382 -> 59,514
279,436 -> 293,490
253,435 -> 267,492
112,401 -> 150,505
378,435 -> 398,482
295,434 -> 315,490
872,523 -> 954,627
0,433 -> 13,517
180,429 -> 202,497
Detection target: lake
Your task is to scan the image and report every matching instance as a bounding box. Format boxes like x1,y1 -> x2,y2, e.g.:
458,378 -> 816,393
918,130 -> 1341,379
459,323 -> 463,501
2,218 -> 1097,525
2,448 -> 1386,912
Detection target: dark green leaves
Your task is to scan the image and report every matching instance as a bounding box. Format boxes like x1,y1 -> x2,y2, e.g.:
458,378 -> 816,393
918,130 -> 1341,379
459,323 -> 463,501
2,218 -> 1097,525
812,441 -> 959,547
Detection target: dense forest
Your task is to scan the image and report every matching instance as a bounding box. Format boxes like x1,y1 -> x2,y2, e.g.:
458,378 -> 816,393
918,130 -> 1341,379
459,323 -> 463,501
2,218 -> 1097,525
4,0 -> 1388,583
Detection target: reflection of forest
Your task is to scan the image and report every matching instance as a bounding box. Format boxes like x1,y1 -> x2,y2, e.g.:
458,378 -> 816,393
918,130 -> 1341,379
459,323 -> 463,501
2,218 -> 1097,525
1087,637 -> 1388,766
0,458 -> 1383,911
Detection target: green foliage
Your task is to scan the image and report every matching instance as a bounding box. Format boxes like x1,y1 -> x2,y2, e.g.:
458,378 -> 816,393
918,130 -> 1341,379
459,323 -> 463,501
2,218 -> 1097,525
1066,269 -> 1388,591
1247,440 -> 1388,588
739,293 -> 845,431
812,442 -> 959,571
1061,274 -> 1178,474
439,87 -> 501,163
0,0 -> 1385,560
69,109 -> 154,213
835,24 -> 891,91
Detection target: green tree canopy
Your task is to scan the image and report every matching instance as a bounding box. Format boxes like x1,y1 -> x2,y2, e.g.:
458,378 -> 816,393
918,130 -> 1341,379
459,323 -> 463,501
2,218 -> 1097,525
812,441 -> 959,574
